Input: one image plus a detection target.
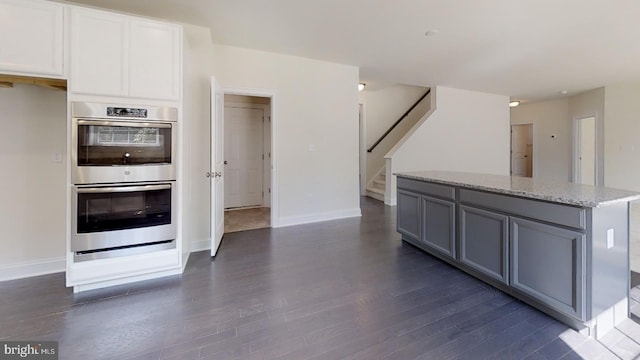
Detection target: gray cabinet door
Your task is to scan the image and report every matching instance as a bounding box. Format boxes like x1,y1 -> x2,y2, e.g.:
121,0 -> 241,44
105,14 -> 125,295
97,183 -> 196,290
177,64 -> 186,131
460,205 -> 509,284
510,217 -> 586,320
421,196 -> 455,259
397,190 -> 420,241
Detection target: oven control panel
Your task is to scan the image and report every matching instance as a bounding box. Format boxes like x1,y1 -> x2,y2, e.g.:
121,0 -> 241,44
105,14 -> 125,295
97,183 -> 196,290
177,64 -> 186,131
107,107 -> 148,118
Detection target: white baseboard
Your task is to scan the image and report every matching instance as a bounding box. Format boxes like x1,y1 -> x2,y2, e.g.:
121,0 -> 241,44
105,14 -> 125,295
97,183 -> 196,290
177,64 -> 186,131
73,267 -> 183,293
275,207 -> 362,228
0,257 -> 65,282
190,238 -> 211,252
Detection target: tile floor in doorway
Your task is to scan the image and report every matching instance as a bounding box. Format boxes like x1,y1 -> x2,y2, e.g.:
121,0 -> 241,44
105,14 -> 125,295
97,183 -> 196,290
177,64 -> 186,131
224,206 -> 270,233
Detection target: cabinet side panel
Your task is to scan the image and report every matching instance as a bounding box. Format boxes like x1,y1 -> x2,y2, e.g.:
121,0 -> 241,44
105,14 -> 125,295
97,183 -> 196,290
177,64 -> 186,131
591,203 -> 629,324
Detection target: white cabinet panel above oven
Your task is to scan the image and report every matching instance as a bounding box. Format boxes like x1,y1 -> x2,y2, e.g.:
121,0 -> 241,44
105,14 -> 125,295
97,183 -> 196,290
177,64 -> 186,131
69,5 -> 182,101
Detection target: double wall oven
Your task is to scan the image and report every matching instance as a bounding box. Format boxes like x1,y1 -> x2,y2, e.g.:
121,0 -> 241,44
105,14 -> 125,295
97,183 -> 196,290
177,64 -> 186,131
71,102 -> 177,262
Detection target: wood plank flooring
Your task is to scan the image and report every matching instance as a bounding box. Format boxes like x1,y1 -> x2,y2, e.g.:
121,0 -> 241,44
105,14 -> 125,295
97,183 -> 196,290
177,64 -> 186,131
1,197 -> 639,359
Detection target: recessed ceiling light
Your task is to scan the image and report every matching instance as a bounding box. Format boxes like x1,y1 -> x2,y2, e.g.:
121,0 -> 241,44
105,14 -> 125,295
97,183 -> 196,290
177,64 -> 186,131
560,90 -> 568,95
358,83 -> 366,91
509,101 -> 520,107
425,29 -> 440,37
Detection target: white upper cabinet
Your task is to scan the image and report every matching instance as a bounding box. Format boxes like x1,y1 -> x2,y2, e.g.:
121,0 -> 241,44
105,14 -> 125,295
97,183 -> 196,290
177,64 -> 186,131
0,0 -> 64,77
70,7 -> 128,96
129,19 -> 181,100
69,6 -> 182,101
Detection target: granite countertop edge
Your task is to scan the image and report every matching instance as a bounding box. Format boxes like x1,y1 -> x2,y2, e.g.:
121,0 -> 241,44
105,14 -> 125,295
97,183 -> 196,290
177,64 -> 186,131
395,172 -> 640,208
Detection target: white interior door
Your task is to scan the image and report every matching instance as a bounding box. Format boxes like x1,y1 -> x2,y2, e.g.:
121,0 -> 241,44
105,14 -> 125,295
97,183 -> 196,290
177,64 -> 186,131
511,124 -> 533,177
576,116 -> 596,185
210,77 -> 224,256
224,106 -> 263,208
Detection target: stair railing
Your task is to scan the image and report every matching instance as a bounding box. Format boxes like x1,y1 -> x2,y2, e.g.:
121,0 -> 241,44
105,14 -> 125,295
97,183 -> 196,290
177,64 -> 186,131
367,89 -> 431,153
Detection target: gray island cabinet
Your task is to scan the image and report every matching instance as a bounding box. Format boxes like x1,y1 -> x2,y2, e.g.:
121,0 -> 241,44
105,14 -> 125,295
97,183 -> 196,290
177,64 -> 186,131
396,171 -> 640,339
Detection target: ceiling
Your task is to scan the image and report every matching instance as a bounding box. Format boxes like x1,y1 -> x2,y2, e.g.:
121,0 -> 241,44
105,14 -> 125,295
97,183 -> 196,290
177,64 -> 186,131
64,0 -> 640,101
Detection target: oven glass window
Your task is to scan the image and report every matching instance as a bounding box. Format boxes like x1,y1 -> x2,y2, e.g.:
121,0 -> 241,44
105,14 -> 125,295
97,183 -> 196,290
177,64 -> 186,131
77,187 -> 171,233
78,123 -> 172,166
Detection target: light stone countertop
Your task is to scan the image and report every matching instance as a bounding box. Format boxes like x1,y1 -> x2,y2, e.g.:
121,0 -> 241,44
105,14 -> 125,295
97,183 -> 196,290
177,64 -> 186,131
395,171 -> 640,208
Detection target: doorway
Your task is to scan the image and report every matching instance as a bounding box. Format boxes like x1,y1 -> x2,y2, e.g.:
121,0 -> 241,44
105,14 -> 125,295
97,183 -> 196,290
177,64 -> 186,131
223,94 -> 272,233
359,103 -> 366,195
511,124 -> 533,177
573,116 -> 596,185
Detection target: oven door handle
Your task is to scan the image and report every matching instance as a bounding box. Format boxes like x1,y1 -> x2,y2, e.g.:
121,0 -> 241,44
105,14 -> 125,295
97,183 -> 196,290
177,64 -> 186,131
76,119 -> 172,128
76,184 -> 171,193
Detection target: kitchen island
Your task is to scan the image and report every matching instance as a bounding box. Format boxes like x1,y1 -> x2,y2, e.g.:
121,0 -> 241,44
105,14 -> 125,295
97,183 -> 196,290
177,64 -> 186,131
395,171 -> 640,339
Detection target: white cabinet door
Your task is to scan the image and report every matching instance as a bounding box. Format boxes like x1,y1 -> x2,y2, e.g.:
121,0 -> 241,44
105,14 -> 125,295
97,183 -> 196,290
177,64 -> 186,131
0,0 -> 64,77
129,19 -> 181,100
70,7 -> 129,96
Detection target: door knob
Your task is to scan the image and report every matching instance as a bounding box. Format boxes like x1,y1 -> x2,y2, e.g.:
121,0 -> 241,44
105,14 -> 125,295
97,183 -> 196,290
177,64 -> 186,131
216,172 -> 222,177
206,172 -> 212,178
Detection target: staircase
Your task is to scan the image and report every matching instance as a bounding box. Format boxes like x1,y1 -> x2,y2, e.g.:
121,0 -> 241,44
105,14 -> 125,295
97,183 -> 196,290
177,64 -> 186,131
364,88 -> 431,204
366,168 -> 386,202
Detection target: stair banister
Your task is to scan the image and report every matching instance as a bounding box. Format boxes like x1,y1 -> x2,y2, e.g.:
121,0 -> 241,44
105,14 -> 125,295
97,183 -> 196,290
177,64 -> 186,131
367,89 -> 431,153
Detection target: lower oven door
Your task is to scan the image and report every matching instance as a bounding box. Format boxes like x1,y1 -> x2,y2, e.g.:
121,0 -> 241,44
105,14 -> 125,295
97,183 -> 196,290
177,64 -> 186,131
72,182 -> 177,253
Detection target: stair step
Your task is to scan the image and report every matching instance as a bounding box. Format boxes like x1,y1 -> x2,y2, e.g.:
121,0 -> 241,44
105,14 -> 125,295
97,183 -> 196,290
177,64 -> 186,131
373,179 -> 386,188
366,187 -> 384,202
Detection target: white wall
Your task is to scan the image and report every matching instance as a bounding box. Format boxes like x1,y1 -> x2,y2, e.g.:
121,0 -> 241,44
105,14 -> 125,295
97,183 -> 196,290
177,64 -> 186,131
569,87 -> 605,186
0,84 -> 67,280
387,86 -> 510,205
604,84 -> 640,191
359,85 -> 429,182
212,45 -> 361,227
182,24 -> 214,252
510,98 -> 572,182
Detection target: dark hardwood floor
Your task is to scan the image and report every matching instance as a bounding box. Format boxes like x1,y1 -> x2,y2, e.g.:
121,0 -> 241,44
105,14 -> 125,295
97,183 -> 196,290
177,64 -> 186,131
1,197 -> 638,359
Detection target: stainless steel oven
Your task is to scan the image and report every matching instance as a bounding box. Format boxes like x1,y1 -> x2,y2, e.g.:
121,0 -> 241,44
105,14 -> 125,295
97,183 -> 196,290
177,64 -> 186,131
71,102 -> 177,184
71,182 -> 177,262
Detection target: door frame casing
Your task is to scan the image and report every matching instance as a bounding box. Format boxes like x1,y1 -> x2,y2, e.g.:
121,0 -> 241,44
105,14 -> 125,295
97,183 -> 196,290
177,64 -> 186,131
572,113 -> 599,186
510,123 -> 534,177
222,87 -> 278,227
223,101 -> 270,208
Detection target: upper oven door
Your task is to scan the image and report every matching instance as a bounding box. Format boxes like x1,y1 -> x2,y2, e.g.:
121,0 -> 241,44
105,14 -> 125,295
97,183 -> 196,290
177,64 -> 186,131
71,118 -> 176,184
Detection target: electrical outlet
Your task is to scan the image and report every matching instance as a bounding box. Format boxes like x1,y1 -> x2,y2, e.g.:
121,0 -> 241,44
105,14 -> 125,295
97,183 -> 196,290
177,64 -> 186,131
606,228 -> 615,249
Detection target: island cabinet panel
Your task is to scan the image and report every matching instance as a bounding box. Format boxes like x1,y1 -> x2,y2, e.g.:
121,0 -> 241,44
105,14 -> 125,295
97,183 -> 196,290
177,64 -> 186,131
395,172 -> 640,338
421,196 -> 455,259
459,205 -> 509,284
459,189 -> 586,230
398,178 -> 455,201
510,217 -> 586,321
397,190 -> 420,242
